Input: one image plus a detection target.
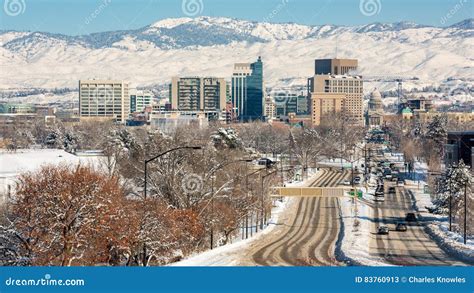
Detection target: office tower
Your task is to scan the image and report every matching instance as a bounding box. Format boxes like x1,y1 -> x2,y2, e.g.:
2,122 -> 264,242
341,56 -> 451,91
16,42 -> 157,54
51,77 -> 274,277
170,77 -> 226,112
314,58 -> 358,75
296,95 -> 309,115
264,96 -> 276,119
79,79 -> 130,123
310,74 -> 364,126
311,93 -> 346,126
231,57 -> 264,121
130,90 -> 153,113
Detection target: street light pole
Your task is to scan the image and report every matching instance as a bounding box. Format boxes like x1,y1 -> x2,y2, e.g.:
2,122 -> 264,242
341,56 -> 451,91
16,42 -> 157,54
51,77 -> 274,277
141,146 -> 202,266
449,193 -> 452,231
464,182 -> 467,244
210,175 -> 214,249
203,158 -> 253,247
144,146 -> 202,199
260,169 -> 279,230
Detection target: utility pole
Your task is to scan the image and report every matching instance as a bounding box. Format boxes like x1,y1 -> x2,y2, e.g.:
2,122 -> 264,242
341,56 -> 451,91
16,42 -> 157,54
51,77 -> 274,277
449,192 -> 452,232
210,176 -> 214,250
464,182 -> 467,244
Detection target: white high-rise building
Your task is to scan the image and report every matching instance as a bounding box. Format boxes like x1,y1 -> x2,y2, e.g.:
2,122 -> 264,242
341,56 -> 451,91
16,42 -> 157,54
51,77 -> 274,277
79,80 -> 130,123
130,89 -> 153,113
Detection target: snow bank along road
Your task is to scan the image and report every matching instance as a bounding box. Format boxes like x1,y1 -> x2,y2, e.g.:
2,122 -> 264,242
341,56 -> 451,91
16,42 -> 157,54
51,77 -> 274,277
238,168 -> 350,266
368,178 -> 470,266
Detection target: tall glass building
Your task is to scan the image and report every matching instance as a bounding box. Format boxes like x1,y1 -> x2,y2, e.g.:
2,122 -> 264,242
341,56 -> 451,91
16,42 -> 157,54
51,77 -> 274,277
231,57 -> 264,121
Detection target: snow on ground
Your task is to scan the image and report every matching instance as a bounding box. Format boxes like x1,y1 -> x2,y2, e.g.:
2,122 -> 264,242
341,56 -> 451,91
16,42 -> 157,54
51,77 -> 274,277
0,92 -> 77,104
0,149 -> 103,202
170,169 -> 320,266
339,192 -> 393,266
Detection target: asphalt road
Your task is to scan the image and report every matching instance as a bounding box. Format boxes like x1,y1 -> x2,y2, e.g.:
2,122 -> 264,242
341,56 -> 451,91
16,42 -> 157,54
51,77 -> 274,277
369,180 -> 469,266
238,168 -> 349,266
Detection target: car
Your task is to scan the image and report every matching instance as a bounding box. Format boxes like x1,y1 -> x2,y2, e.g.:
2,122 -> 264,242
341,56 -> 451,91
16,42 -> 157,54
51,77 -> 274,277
405,213 -> 417,222
375,186 -> 384,196
374,196 -> 385,202
341,180 -> 351,186
353,177 -> 361,185
377,226 -> 389,235
397,178 -> 405,186
388,186 -> 396,194
396,222 -> 408,232
258,158 -> 276,168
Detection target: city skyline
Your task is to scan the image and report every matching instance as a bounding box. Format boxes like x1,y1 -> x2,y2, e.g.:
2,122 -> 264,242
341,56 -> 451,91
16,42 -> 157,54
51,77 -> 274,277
1,0 -> 472,35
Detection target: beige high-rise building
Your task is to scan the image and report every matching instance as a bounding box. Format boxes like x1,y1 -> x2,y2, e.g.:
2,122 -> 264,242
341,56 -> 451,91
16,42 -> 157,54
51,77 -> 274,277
79,79 -> 130,123
310,75 -> 364,126
311,93 -> 345,126
264,96 -> 276,119
171,77 -> 227,112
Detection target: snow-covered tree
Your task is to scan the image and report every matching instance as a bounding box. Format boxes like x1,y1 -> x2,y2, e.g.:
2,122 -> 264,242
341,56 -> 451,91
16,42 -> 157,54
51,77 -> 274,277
425,114 -> 447,156
432,160 -> 472,217
211,128 -> 242,149
45,128 -> 62,148
62,130 -> 80,153
1,165 -> 126,266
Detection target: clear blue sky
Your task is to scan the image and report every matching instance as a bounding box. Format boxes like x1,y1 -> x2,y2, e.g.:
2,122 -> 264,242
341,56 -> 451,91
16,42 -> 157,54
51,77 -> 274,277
0,0 -> 472,35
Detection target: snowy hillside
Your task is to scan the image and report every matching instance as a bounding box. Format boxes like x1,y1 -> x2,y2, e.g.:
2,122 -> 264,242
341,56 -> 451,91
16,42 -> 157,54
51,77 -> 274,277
0,17 -> 473,91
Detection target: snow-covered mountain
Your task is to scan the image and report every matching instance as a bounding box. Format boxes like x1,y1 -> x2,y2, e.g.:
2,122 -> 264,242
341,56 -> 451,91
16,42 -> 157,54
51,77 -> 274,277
0,16 -> 473,91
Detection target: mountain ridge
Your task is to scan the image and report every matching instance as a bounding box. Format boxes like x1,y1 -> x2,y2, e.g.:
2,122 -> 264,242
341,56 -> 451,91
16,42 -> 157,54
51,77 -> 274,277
0,17 -> 472,90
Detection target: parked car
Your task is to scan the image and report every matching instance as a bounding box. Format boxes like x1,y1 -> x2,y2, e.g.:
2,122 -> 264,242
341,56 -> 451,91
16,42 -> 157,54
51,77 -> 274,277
377,226 -> 389,235
388,186 -> 396,194
397,178 -> 405,186
258,158 -> 276,168
396,222 -> 408,232
405,213 -> 417,222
